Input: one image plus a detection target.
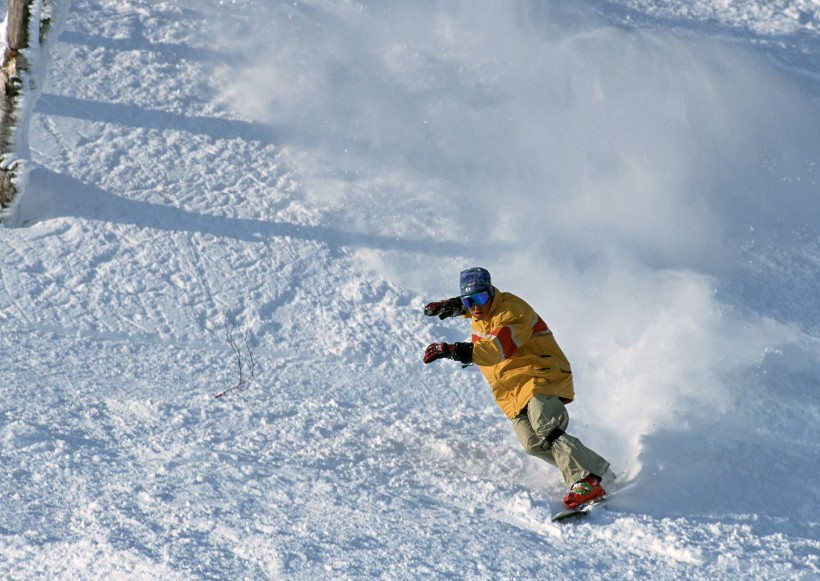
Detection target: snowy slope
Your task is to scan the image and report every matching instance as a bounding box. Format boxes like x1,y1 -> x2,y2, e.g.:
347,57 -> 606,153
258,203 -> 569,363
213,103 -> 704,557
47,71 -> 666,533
1,0 -> 818,578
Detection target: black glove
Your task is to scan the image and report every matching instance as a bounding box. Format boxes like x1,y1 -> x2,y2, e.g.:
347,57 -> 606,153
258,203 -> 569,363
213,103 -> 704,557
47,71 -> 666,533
423,297 -> 466,320
423,342 -> 473,364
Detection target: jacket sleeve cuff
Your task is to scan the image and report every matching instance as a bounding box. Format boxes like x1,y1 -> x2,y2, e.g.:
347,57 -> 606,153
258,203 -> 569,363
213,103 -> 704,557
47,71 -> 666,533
452,342 -> 473,365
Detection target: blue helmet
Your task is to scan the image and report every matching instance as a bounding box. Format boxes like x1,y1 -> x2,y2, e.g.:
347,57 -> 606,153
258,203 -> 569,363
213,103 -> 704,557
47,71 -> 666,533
460,267 -> 493,297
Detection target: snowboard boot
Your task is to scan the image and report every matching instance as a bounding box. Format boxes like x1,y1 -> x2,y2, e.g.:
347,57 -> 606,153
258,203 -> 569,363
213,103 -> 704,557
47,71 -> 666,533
563,475 -> 606,509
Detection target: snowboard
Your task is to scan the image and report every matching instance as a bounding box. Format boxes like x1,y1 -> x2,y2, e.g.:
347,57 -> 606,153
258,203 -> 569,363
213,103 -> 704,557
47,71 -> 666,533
549,496 -> 608,522
549,475 -> 634,523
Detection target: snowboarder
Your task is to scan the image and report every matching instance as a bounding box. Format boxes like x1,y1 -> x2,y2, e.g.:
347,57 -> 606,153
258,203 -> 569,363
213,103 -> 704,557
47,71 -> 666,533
423,267 -> 612,509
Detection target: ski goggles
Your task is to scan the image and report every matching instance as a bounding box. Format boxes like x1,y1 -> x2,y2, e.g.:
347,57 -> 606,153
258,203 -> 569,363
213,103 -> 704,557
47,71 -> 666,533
461,291 -> 491,309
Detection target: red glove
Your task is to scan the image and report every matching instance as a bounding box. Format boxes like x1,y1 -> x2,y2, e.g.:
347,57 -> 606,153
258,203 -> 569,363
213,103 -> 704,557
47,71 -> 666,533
423,342 -> 454,364
423,342 -> 473,364
423,298 -> 466,320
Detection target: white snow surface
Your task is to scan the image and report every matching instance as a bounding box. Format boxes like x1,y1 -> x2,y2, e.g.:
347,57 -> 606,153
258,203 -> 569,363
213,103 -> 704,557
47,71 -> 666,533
2,0 -> 819,578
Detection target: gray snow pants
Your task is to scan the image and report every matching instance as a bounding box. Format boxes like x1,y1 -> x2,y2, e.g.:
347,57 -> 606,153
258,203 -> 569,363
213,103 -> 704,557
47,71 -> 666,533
511,395 -> 610,487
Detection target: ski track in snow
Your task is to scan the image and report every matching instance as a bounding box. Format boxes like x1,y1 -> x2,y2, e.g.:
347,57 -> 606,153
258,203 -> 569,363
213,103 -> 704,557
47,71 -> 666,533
1,0 -> 819,578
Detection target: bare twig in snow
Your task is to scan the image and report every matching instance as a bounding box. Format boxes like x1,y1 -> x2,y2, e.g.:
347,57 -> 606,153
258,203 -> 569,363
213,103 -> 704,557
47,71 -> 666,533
215,322 -> 256,398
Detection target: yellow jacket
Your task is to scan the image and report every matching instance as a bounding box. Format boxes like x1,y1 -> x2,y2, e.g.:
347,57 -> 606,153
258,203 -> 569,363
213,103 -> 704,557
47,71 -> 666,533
469,288 -> 574,419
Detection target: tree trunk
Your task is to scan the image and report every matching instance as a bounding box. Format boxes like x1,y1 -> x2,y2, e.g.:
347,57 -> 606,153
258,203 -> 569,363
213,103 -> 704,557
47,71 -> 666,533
0,0 -> 64,223
6,0 -> 30,52
0,0 -> 32,216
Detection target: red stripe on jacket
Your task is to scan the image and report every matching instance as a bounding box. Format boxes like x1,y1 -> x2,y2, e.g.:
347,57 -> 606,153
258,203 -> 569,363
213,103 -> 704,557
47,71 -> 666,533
471,315 -> 551,362
532,315 -> 550,336
492,326 -> 518,360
